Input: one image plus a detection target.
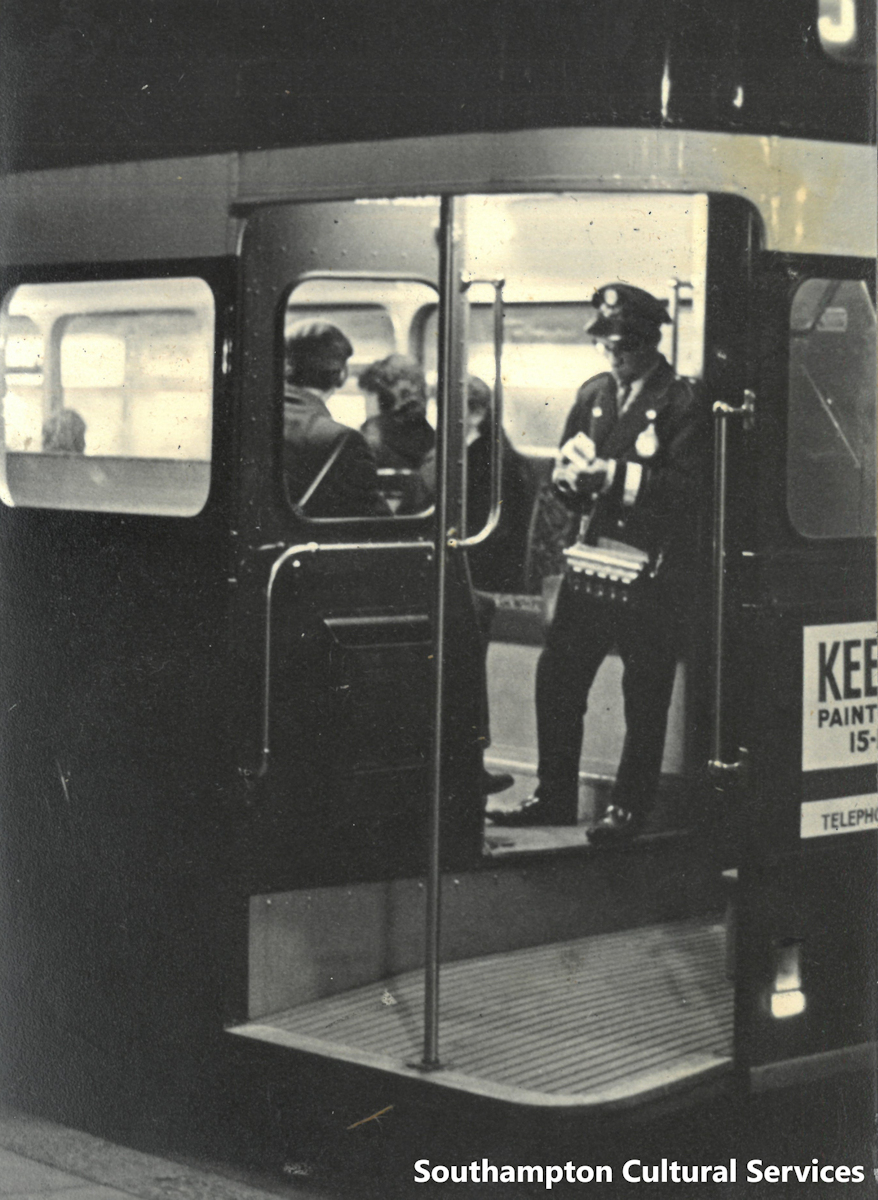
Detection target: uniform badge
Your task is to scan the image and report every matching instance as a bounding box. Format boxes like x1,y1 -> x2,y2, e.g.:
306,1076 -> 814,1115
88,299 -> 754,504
635,410 -> 658,458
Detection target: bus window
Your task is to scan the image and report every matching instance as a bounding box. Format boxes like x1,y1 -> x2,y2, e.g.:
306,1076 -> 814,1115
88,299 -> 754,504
0,277 -> 215,516
422,194 -> 706,458
787,278 -> 877,539
275,200 -> 440,522
285,277 -> 437,435
422,301 -> 606,455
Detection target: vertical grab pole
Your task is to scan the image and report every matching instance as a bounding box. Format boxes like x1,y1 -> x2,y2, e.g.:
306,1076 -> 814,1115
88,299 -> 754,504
709,394 -> 754,776
710,405 -> 729,770
666,278 -> 693,375
490,280 -> 504,532
422,196 -> 466,1069
668,278 -> 681,372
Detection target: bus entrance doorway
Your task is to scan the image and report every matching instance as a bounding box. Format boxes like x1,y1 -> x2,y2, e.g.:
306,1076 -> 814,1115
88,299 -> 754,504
228,188 -> 737,1117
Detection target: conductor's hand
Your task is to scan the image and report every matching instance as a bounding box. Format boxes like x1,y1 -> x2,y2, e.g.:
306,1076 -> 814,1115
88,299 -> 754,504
553,432 -> 613,497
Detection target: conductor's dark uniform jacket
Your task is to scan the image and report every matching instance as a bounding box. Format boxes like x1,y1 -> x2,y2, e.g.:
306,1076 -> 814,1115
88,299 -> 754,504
559,354 -> 703,583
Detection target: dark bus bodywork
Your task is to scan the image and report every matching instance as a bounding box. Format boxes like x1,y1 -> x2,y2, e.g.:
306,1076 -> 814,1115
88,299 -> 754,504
0,0 -> 875,1184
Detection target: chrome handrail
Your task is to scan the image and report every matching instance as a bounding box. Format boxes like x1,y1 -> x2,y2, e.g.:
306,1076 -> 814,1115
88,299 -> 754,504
450,276 -> 505,550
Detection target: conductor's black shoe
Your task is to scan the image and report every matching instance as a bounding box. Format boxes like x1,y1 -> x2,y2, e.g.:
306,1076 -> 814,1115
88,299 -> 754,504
486,795 -> 577,827
482,769 -> 515,795
588,804 -> 641,846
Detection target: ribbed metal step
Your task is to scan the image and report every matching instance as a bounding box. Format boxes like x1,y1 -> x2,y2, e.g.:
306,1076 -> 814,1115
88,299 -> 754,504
232,920 -> 733,1110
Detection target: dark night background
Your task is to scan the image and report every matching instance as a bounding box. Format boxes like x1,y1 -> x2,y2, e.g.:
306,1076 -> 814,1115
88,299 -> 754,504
0,0 -> 874,177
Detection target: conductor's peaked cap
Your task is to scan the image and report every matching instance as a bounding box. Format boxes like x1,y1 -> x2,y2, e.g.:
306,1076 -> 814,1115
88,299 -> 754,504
285,320 -> 353,369
586,284 -> 671,342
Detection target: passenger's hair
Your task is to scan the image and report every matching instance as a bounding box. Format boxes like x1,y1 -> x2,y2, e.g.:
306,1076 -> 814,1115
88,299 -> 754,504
42,408 -> 86,454
466,375 -> 493,436
285,321 -> 353,392
467,375 -> 491,414
358,354 -> 427,414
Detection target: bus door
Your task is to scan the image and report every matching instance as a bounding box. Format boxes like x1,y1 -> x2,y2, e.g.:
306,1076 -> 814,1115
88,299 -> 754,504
231,196 -> 487,894
708,196 -> 877,1089
230,190 -> 743,1109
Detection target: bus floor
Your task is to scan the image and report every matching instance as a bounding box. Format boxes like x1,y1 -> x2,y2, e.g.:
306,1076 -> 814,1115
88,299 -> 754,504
481,637 -> 692,856
231,917 -> 733,1112
481,765 -> 691,856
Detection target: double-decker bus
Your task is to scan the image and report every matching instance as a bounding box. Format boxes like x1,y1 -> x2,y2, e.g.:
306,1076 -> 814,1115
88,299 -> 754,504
0,1 -> 874,1190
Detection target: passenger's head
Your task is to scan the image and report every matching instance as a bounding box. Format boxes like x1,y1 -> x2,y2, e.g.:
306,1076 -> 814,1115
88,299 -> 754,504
466,375 -> 492,440
358,354 -> 427,415
42,408 -> 86,454
585,284 -> 669,384
285,321 -> 353,393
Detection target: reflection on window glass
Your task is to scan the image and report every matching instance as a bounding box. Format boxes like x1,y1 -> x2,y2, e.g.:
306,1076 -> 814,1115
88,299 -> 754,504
0,277 -> 214,516
788,278 -> 876,539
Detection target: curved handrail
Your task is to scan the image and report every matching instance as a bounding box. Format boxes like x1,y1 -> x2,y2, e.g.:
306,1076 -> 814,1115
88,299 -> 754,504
450,276 -> 505,550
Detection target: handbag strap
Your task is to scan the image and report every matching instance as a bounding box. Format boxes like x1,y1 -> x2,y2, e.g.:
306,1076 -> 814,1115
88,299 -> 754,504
292,428 -> 351,515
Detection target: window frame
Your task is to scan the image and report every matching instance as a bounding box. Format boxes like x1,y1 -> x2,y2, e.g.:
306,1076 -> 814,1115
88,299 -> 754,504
277,269 -> 442,527
786,274 -> 873,542
0,258 -> 234,520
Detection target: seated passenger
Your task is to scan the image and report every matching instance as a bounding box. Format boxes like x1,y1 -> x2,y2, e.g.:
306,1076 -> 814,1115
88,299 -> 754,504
359,354 -> 435,468
419,376 -> 535,591
283,322 -> 388,518
42,409 -> 86,454
359,354 -> 435,513
464,376 -> 535,593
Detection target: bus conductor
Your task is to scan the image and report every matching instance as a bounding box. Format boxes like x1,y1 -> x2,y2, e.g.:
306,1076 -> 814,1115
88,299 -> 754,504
488,284 -> 706,845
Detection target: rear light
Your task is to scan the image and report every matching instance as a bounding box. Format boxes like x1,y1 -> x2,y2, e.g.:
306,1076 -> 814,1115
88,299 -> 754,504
770,939 -> 806,1018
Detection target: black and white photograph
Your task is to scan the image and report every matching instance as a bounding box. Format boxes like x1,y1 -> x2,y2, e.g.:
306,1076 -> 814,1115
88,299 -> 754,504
0,3 -> 875,1197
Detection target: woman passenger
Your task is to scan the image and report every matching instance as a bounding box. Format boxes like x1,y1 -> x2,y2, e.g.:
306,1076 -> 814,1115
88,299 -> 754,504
359,354 -> 435,513
419,376 -> 536,592
463,375 -> 535,593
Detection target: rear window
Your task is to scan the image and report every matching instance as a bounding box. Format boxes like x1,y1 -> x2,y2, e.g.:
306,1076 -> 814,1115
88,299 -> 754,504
0,277 -> 215,516
787,278 -> 876,539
